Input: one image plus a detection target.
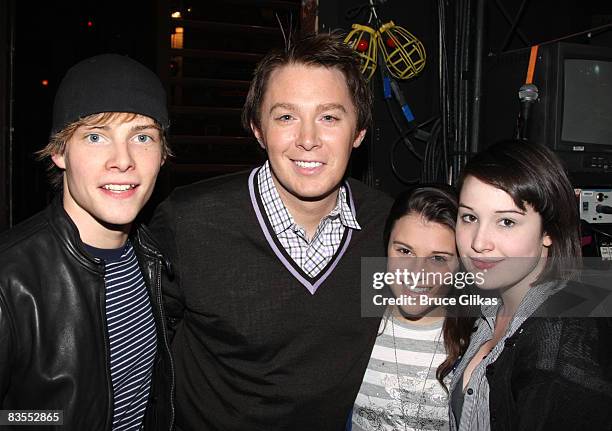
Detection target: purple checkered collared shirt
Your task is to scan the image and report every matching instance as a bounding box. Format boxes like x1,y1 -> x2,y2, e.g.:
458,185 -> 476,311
257,161 -> 361,278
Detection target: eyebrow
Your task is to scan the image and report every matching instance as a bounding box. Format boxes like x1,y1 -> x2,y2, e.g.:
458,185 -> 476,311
269,103 -> 294,114
269,103 -> 347,114
83,124 -> 160,132
131,124 -> 161,132
317,103 -> 347,113
391,240 -> 455,256
459,203 -> 526,215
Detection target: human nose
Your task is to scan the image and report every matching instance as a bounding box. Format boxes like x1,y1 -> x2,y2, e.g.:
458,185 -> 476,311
386,255 -> 419,282
296,119 -> 319,151
471,223 -> 494,253
399,255 -> 422,274
422,258 -> 448,276
106,141 -> 135,171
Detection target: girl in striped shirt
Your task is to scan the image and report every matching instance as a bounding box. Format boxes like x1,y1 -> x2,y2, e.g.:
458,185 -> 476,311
352,186 -> 475,431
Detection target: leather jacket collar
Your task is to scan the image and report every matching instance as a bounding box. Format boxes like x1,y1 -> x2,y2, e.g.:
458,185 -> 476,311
45,196 -> 172,276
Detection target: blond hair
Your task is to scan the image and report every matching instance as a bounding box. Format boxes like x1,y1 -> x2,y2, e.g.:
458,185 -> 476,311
37,112 -> 172,190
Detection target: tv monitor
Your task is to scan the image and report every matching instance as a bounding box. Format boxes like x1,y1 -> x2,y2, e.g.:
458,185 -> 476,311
542,43 -> 612,154
561,59 -> 612,147
482,42 -> 612,186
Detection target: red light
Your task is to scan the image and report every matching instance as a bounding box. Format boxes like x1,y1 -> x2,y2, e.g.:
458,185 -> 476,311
356,39 -> 369,52
87,21 -> 93,27
41,79 -> 49,87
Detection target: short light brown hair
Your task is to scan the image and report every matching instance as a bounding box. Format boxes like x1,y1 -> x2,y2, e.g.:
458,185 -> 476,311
242,32 -> 373,136
37,112 -> 171,190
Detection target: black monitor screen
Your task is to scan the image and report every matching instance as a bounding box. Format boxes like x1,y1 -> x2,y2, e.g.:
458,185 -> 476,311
562,59 -> 612,145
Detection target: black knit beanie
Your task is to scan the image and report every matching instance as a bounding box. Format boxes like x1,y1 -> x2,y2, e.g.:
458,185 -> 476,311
51,54 -> 169,135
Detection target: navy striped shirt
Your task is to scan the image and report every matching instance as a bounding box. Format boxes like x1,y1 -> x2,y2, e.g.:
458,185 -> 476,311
87,241 -> 157,430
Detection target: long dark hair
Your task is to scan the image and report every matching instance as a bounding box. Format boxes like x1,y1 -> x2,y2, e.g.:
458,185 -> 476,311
458,140 -> 581,284
384,185 -> 476,391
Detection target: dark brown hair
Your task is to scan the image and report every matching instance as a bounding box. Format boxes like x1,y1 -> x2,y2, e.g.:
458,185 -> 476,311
383,185 -> 458,247
458,140 -> 581,284
383,185 -> 476,392
242,31 -> 372,136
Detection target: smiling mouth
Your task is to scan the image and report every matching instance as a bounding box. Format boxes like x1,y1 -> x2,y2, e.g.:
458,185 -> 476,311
402,285 -> 435,293
293,160 -> 323,169
102,184 -> 137,192
410,286 -> 433,293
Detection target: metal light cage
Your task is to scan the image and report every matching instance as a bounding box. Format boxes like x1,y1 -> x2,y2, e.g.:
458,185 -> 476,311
378,21 -> 426,80
344,23 -> 379,81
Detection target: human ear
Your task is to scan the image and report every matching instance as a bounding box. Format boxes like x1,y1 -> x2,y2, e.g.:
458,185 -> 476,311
352,129 -> 366,149
543,233 -> 552,247
251,123 -> 265,150
51,153 -> 66,169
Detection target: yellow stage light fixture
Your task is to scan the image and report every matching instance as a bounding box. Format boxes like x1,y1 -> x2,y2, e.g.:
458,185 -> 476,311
378,21 -> 426,80
344,23 -> 379,81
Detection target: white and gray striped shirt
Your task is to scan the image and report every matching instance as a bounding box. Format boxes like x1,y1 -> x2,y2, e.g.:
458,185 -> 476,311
353,316 -> 449,431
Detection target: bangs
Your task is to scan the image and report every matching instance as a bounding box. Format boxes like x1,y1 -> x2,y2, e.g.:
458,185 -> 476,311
79,112 -> 156,128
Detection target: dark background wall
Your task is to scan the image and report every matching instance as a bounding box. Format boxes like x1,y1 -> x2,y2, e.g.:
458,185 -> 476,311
320,0 -> 440,196
1,0 -> 298,231
0,0 -> 13,232
481,1 -> 612,137
319,0 -> 612,196
8,0 -> 159,229
2,0 -> 612,232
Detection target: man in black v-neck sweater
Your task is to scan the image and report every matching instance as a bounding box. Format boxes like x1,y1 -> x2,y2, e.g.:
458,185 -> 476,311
150,33 -> 392,430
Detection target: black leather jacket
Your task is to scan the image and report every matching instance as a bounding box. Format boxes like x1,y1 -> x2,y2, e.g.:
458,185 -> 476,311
0,198 -> 175,430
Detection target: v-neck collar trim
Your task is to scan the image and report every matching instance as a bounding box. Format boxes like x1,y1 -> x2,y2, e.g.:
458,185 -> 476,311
248,167 -> 355,295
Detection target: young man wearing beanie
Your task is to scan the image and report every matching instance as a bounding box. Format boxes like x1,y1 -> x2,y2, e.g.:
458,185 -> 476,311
150,33 -> 392,430
0,54 -> 174,430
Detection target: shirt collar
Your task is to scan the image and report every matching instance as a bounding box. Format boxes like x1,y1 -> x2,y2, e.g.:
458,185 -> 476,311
480,280 -> 562,329
334,187 -> 361,230
257,161 -> 361,235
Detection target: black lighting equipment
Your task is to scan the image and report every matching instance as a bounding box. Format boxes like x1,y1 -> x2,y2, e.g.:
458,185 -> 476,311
482,42 -> 612,187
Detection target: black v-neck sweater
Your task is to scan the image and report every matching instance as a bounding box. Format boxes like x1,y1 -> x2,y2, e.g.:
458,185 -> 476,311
150,169 -> 392,431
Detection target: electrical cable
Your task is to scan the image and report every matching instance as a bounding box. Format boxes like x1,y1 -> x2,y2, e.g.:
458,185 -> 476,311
390,138 -> 420,185
461,0 -> 472,170
421,118 -> 445,183
386,0 -> 452,185
451,0 -> 462,181
347,0 -> 454,185
589,225 -> 612,240
377,51 -> 422,157
438,0 -> 451,184
377,50 -> 423,184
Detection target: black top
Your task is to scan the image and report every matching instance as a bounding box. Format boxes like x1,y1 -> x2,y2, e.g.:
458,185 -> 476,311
149,170 -> 393,431
0,197 -> 174,431
486,302 -> 612,430
83,243 -> 126,263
